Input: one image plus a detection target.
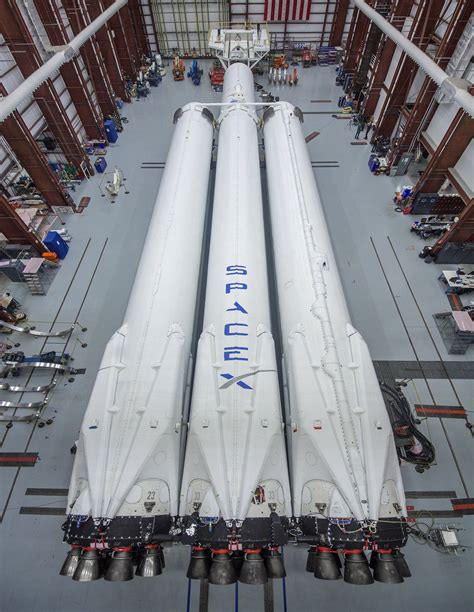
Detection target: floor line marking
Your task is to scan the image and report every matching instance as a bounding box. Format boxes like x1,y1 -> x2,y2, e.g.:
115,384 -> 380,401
370,236 -> 469,497
405,490 -> 457,499
0,239 -> 108,523
385,235 -> 470,496
0,238 -> 92,447
25,488 -> 69,496
19,506 -> 66,516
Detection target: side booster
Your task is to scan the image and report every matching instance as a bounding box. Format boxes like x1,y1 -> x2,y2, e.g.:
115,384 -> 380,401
179,64 -> 291,585
60,103 -> 214,581
263,102 -> 409,585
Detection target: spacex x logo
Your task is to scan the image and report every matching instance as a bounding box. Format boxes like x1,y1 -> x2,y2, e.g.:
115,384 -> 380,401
219,370 -> 277,390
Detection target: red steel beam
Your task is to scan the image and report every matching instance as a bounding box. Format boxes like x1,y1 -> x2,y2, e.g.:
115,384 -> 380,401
344,5 -> 371,73
81,0 -> 131,102
391,0 -> 473,164
62,0 -> 120,116
320,0 -> 331,46
0,86 -> 74,208
376,0 -> 445,138
363,0 -> 414,118
128,0 -> 151,56
119,3 -> 143,65
0,0 -> 93,175
432,200 -> 474,254
0,194 -> 47,253
33,0 -> 105,141
329,0 -> 350,47
413,107 -> 474,195
102,0 -> 138,78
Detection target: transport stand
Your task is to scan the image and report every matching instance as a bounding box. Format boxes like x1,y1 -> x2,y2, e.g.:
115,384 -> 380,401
0,320 -> 88,425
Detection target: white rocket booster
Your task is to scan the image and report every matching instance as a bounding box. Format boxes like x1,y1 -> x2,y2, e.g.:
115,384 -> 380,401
263,102 -> 407,582
180,65 -> 291,543
61,103 -> 214,581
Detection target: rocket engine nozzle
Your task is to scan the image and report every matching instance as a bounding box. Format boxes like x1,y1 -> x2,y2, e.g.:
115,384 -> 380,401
231,550 -> 245,576
313,546 -> 342,581
392,549 -> 411,578
306,546 -> 318,573
371,549 -> 404,584
343,550 -> 374,585
186,546 -> 211,580
59,545 -> 82,577
136,544 -> 163,578
208,550 -> 237,585
239,549 -> 268,585
263,547 -> 286,579
104,547 -> 135,582
72,548 -> 103,582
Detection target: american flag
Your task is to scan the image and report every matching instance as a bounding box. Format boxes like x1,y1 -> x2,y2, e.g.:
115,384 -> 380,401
263,0 -> 312,21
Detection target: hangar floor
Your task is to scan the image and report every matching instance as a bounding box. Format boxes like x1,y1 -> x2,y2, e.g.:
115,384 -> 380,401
0,63 -> 472,612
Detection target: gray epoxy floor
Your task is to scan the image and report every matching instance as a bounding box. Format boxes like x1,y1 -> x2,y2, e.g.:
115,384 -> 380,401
0,63 -> 472,612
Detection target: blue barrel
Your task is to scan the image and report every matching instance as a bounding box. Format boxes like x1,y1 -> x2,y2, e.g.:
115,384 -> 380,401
94,157 -> 107,173
104,118 -> 118,143
44,231 -> 69,259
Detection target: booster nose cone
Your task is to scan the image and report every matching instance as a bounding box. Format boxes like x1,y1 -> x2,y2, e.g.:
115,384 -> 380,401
343,550 -> 374,585
208,550 -> 237,585
104,548 -> 135,582
231,550 -> 245,576
186,547 -> 211,580
136,544 -> 163,577
306,546 -> 318,573
263,547 -> 286,579
239,550 -> 268,585
313,547 -> 342,581
72,548 -> 103,582
392,549 -> 411,578
59,545 -> 81,577
372,551 -> 404,584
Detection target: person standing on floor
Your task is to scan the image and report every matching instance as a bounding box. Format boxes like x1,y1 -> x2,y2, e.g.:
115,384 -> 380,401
365,120 -> 375,140
355,116 -> 366,139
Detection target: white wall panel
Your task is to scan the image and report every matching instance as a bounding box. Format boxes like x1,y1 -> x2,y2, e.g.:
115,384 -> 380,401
453,139 -> 474,193
425,102 -> 460,148
406,67 -> 425,104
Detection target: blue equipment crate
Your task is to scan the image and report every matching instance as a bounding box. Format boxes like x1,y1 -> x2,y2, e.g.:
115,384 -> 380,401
104,118 -> 118,143
44,231 -> 69,259
94,157 -> 107,173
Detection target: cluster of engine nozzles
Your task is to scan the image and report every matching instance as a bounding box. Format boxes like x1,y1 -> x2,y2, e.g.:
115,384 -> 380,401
306,546 -> 411,584
60,544 -> 165,581
187,547 -> 286,585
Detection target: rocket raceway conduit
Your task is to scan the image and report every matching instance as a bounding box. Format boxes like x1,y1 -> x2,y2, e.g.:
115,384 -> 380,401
0,0 -> 128,123
352,0 -> 474,119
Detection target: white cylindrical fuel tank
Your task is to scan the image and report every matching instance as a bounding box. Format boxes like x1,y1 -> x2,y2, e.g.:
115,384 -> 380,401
63,103 -> 214,550
180,65 -> 291,541
263,102 -> 406,544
